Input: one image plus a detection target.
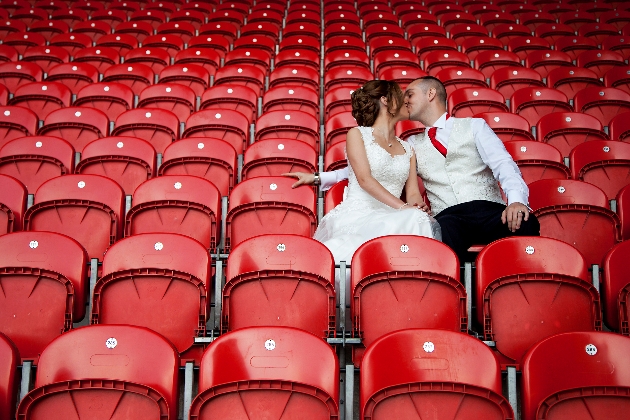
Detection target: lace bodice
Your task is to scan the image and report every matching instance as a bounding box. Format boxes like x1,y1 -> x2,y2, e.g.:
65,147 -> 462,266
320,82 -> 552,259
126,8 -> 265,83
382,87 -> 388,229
346,126 -> 412,205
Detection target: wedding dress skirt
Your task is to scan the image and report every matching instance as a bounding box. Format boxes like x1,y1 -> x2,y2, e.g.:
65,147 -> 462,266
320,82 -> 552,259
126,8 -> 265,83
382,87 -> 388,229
313,126 -> 441,265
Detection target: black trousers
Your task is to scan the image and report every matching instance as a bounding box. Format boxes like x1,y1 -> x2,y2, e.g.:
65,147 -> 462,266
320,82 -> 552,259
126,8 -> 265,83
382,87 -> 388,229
435,200 -> 540,262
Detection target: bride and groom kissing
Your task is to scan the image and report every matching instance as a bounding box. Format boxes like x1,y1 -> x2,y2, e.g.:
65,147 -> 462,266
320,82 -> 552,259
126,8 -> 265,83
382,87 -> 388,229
285,76 -> 540,264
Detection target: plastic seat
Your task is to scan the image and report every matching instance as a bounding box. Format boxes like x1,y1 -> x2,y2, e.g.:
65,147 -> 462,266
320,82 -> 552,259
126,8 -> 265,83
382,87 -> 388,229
17,324 -> 180,419
351,236 -> 465,366
0,45 -> 18,64
124,47 -> 170,74
450,23 -> 489,45
490,67 -> 545,101
262,86 -> 319,121
110,109 -> 177,155
170,9 -> 205,30
283,21 -> 321,40
286,9 -> 321,26
223,235 -> 335,336
24,174 -> 125,260
242,138 -> 317,180
142,34 -> 184,59
324,66 -> 373,91
325,10 -> 361,26
377,66 -> 427,90
529,179 -> 620,266
47,33 -> 92,57
534,22 -> 576,43
324,35 -> 366,55
9,81 -> 71,122
493,23 -> 533,46
461,36 -> 504,60
578,22 -> 620,45
3,32 -> 46,56
240,21 -> 280,42
0,136 -> 74,194
45,63 -> 99,96
276,49 -> 320,72
213,64 -> 266,96
75,136 -> 155,196
0,231 -> 87,362
448,87 -> 508,117
423,50 -> 470,76
602,240 -> 630,331
73,82 -> 133,123
157,64 -> 209,98
324,86 -> 356,118
174,48 -> 221,76
0,61 -> 43,94
526,50 -> 573,79
511,87 -> 572,127
610,111 -> 630,142
436,67 -> 487,97
323,178 -> 348,213
225,177 -> 317,252
137,84 -> 195,124
368,36 -> 412,59
324,140 -> 346,172
324,22 -> 362,42
361,329 -> 513,420
0,106 -> 38,150
473,112 -> 534,143
479,10 -> 517,31
158,138 -> 237,197
476,236 -> 599,367
547,67 -> 603,100
73,46 -> 120,73
0,85 -> 7,106
224,49 -> 273,75
577,50 -> 626,79
21,46 -> 69,74
71,20 -> 111,42
268,66 -> 320,92
364,22 -> 405,42
130,10 -> 166,30
255,110 -> 320,151
574,87 -> 630,128
536,112 -> 608,158
38,106 -> 108,154
504,140 -> 570,183
601,10 -> 630,30
522,331 -> 630,420
474,50 -> 522,79
603,36 -> 630,60
188,35 -> 231,59
560,10 -> 598,30
554,36 -> 599,60
95,33 -> 139,55
183,109 -> 250,155
323,50 -> 370,72
406,23 -> 446,45
0,174 -> 26,234
157,21 -> 196,44
570,140 -> 630,200
520,11 -> 557,31
279,35 -> 321,57
325,111 -> 358,148
0,19 -> 26,39
200,85 -> 257,125
507,36 -> 551,60
101,63 -> 153,97
605,65 -> 630,95
233,34 -> 276,59
190,326 -> 339,420
28,20 -> 69,44
0,332 -> 17,420
146,1 -> 176,17
90,9 -> 127,29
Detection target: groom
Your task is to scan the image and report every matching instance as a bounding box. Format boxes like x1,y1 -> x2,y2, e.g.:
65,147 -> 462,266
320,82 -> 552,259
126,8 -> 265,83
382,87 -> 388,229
285,76 -> 539,261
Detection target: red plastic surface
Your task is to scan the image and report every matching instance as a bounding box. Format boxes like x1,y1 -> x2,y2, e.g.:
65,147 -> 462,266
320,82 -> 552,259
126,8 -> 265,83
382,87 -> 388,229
424,50 -> 470,77
324,66 -> 373,91
24,174 -> 125,260
102,62 -> 154,96
225,48 -> 273,75
525,50 -> 573,79
351,236 -> 464,366
605,65 -> 630,95
188,34 -> 231,58
326,111 -> 358,148
577,49 -> 625,79
8,81 -> 71,121
609,111 -> 630,142
262,85 -> 320,121
21,46 -> 69,74
476,236 -> 599,366
602,240 -> 630,332
474,112 -> 534,142
224,234 -> 335,337
190,326 -> 339,420
325,86 -> 357,118
112,108 -> 178,154
225,176 -> 317,252
123,47 -> 170,73
570,140 -> 630,200
242,138 -> 317,179
76,136 -> 156,196
0,231 -> 88,361
255,110 -> 320,150
554,35 -> 599,60
158,63 -> 209,97
0,136 -> 74,193
503,140 -> 570,184
536,112 -> 607,158
72,46 -> 120,73
324,50 -> 369,73
201,84 -> 258,124
137,83 -> 196,124
574,87 -> 630,128
618,184 -> 630,240
491,67 -> 545,100
183,109 -> 249,154
0,333 -> 18,420
378,66 -> 427,90
3,32 -> 46,56
461,36 -> 504,61
37,107 -> 109,152
175,47 -> 221,75
437,67 -> 488,97
511,87 -> 573,126
0,174 -> 26,234
361,329 -> 513,420
17,324 -> 180,420
213,63 -> 266,95
74,82 -> 133,122
324,179 -> 348,213
448,87 -> 509,117
522,331 -> 630,420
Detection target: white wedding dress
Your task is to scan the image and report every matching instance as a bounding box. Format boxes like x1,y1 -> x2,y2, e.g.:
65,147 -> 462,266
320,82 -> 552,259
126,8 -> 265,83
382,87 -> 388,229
314,126 -> 442,265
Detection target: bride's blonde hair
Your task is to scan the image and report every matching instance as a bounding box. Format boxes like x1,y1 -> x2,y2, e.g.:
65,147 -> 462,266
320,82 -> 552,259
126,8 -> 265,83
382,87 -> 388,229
351,80 -> 403,127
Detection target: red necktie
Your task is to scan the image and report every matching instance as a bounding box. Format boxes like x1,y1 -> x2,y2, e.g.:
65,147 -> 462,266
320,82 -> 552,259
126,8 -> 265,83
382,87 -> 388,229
428,113 -> 450,157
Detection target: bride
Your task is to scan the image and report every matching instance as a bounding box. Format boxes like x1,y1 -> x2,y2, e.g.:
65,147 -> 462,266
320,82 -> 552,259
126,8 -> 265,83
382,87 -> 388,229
314,80 -> 441,264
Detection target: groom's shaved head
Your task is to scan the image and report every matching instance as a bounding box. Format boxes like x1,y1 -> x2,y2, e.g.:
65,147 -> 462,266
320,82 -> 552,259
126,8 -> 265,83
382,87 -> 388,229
413,76 -> 447,105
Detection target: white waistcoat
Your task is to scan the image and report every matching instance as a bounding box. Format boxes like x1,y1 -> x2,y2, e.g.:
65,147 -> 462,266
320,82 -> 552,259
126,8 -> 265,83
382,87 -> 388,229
413,117 -> 505,215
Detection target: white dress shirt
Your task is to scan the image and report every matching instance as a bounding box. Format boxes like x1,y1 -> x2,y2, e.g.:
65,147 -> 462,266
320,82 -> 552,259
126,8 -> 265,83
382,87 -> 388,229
321,114 -> 529,207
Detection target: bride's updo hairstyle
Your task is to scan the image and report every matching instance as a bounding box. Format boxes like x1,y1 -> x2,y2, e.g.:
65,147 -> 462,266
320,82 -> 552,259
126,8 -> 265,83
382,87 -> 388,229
351,80 -> 404,127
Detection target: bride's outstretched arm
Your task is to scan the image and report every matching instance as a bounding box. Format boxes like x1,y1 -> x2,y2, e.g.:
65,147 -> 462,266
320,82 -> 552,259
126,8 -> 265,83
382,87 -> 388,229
404,151 -> 429,212
346,127 -> 407,209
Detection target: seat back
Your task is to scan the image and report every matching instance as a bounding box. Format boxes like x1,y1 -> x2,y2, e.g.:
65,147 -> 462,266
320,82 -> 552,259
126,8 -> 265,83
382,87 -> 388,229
0,332 -> 18,420
74,82 -> 134,122
618,184 -> 630,241
574,87 -> 630,127
0,174 -> 26,234
324,179 -> 348,214
112,108 -> 179,154
183,109 -> 249,154
38,107 -> 109,152
361,329 -> 513,420
474,112 -> 534,142
9,81 -> 72,121
448,87 -> 509,117
510,87 -> 572,126
570,140 -> 630,200
242,138 -> 317,179
536,112 -> 607,158
522,332 -> 630,420
190,326 -> 339,420
503,140 -> 570,183
602,240 -> 630,332
0,231 -> 88,362
17,325 -> 180,420
255,110 -> 320,150
137,83 -> 196,123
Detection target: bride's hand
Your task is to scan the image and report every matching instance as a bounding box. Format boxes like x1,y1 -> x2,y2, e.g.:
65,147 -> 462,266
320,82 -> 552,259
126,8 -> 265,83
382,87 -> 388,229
410,201 -> 430,213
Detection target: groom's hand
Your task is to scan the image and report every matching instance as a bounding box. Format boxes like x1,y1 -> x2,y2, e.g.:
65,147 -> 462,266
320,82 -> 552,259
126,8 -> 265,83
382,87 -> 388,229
282,172 -> 314,188
501,202 -> 530,232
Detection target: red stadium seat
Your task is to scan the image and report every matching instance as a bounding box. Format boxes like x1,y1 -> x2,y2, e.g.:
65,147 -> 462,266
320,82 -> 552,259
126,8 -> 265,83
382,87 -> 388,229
529,179 -> 620,266
369,36 -> 412,58
605,65 -> 630,95
522,332 -> 630,420
76,136 -> 155,196
406,23 -> 446,43
137,84 -> 196,124
460,36 -> 504,60
17,324 -> 180,420
233,34 -> 276,59
326,111 -> 358,148
324,35 -> 366,55
157,21 -> 196,44
493,23 -> 532,46
577,50 -> 626,79
45,62 -> 99,95
610,111 -> 630,142
0,85 -> 6,106
602,240 -> 630,331
378,66 -> 426,90
449,87 -> 509,117
554,35 -> 599,60
175,48 -> 221,76
286,9 -> 321,26
474,112 -> 534,142
323,179 -> 348,213
0,332 -> 17,420
0,136 -> 74,194
125,176 -> 221,251
124,47 -> 170,74
262,86 -> 320,121
200,85 -> 257,124
95,33 -> 140,55
511,87 -> 573,127
324,141 -> 347,172
198,22 -> 238,46
423,50 -> 470,76
490,67 -> 545,100
324,86 -> 356,118
255,110 -> 320,151
268,65 -> 320,92
503,140 -> 570,183
601,10 -> 630,30
361,329 -> 513,420
73,46 -> 120,73
578,22 -> 620,45
526,50 -> 573,79
130,10 -> 166,30
48,33 -> 92,57
170,9 -> 205,30
414,38 -> 458,62
242,138 -> 317,179
111,109 -> 178,154
189,326 -> 339,420
9,81 -> 71,121
225,177 -> 316,252
276,49 -> 320,72
142,34 -> 184,59
570,140 -> 630,200
240,21 -> 280,42
324,66 -> 374,92
283,22 -> 320,40
479,10 -> 515,31
189,34 -> 231,59
534,22 -> 576,43
158,64 -> 210,98
520,11 -> 556,31
0,231 -> 88,362
507,36 -> 551,60
351,236 -> 465,366
0,62 -> 43,94
213,64 -> 266,96
365,21 -> 405,42
450,23 -> 489,45
279,35 -> 321,56
3,32 -> 46,56
92,234 -> 210,363
158,138 -> 237,197
37,107 -> 108,153
183,109 -> 250,154
74,81 -> 132,124
223,235 -> 335,336
560,10 -> 598,30
0,106 -> 38,149
547,67 -> 603,100
101,63 -> 153,97
324,22 -> 362,42
474,50 -> 522,79
574,87 -> 630,128
0,45 -> 18,63
603,36 -> 630,60
24,174 -> 125,260
90,9 -> 127,29
325,10 -> 361,26
324,50 -> 370,72
224,48 -> 273,75
71,20 -> 111,42
536,112 -> 608,158
0,19 -> 26,39
476,236 -> 599,367
21,46 -> 69,74
437,67 -> 487,97
0,174 -> 26,234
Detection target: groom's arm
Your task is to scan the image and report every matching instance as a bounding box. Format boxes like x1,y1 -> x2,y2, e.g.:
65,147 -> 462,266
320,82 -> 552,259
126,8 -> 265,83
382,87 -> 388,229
283,167 -> 349,190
